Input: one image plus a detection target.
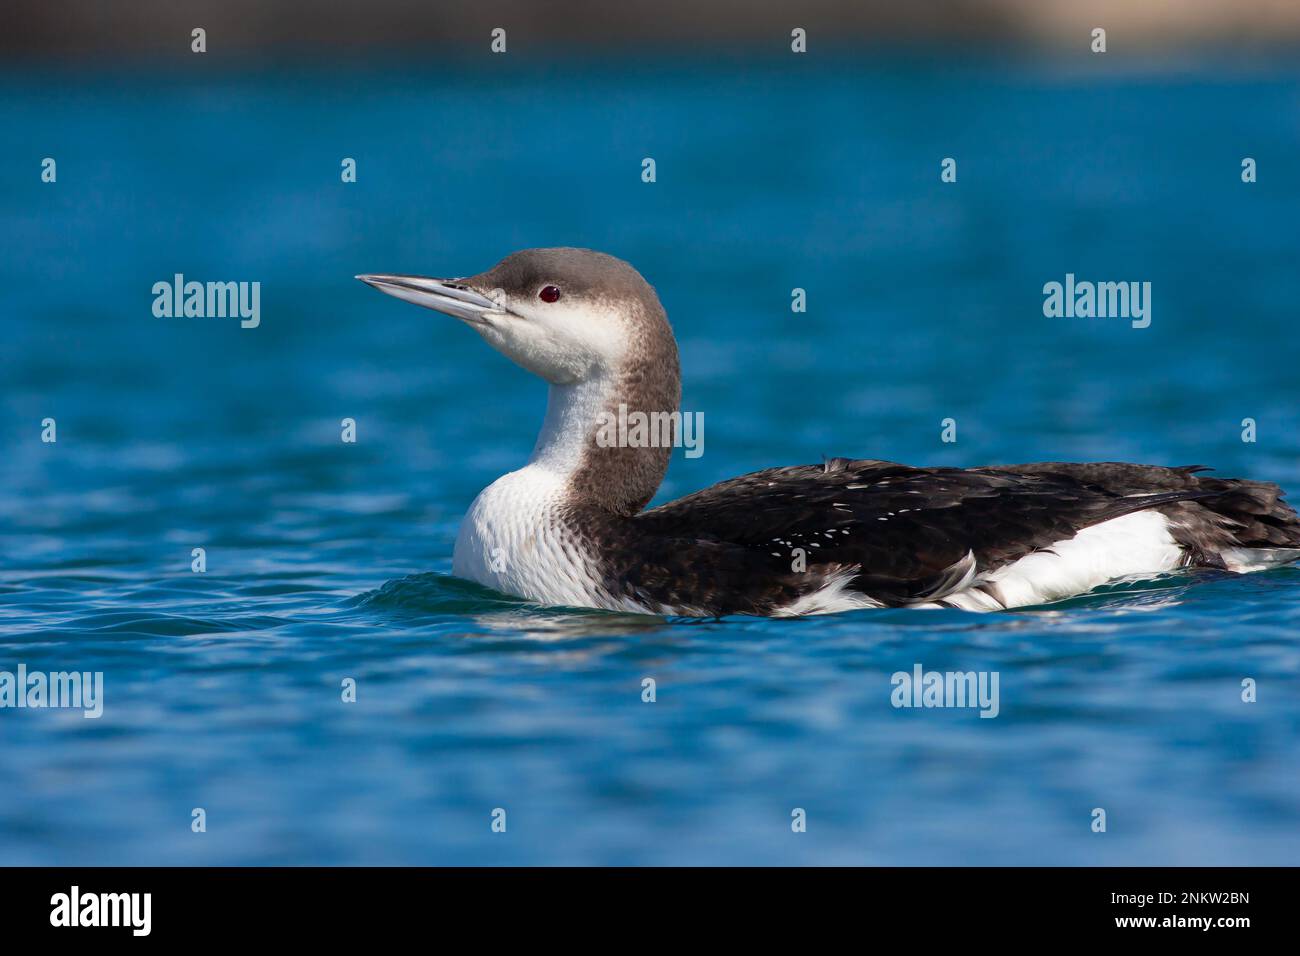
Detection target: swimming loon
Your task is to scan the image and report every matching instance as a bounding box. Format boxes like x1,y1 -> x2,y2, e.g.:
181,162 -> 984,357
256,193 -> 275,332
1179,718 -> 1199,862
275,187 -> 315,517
358,248 -> 1300,616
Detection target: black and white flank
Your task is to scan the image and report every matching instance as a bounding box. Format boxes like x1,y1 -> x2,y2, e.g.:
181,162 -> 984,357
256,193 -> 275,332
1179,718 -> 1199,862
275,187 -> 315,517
358,249 -> 1300,616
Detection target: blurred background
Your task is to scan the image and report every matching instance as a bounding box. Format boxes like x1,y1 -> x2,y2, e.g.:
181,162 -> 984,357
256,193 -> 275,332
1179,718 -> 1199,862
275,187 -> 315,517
1,2 -> 1298,866
7,0 -> 1300,57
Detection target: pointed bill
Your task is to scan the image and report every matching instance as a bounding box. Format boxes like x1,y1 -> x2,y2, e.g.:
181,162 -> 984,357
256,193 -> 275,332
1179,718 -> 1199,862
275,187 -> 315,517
355,274 -> 504,325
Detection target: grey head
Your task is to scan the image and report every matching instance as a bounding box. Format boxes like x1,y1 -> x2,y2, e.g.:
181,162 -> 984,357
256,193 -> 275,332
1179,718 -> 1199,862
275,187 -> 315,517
358,248 -> 677,388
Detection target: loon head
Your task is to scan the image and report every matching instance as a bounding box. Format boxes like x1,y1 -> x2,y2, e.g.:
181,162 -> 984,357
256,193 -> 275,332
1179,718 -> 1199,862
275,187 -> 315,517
357,247 -> 677,388
358,247 -> 682,516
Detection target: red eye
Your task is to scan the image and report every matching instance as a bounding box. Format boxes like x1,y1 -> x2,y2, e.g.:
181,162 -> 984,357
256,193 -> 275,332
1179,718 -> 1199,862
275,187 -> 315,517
539,285 -> 561,303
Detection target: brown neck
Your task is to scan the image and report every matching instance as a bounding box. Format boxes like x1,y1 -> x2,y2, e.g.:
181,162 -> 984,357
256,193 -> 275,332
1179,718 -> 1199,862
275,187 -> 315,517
545,307 -> 681,517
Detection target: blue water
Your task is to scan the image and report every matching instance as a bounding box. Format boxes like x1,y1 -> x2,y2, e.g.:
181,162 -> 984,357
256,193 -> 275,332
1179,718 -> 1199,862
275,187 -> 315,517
3,58 -> 1299,865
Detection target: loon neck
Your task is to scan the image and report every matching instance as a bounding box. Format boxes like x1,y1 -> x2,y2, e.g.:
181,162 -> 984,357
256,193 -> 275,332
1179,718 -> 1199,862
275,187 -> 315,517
528,364 -> 680,518
528,376 -> 614,475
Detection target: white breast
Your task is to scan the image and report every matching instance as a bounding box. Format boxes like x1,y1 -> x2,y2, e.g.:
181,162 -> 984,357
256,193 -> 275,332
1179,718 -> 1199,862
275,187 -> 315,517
453,366 -> 673,613
452,465 -> 600,608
